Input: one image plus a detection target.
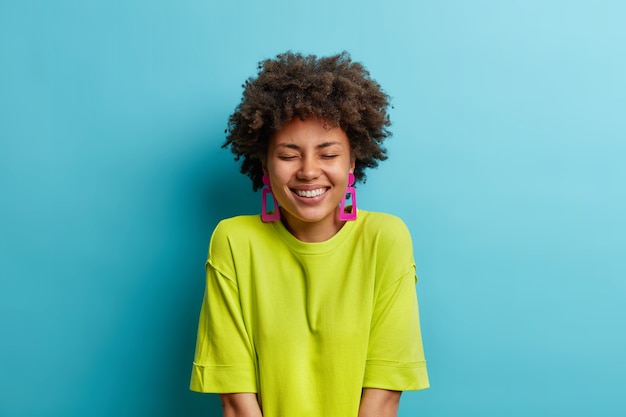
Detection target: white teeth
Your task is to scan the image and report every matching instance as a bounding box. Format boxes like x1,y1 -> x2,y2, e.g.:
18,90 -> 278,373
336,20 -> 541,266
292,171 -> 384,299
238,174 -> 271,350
295,188 -> 326,198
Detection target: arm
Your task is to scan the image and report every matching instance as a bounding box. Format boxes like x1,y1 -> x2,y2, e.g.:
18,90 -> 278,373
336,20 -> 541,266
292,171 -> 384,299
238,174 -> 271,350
191,228 -> 259,396
363,217 -> 429,392
358,388 -> 401,417
220,393 -> 263,417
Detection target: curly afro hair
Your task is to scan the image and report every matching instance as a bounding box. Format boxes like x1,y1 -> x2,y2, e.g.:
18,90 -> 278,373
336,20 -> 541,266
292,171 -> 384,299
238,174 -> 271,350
223,51 -> 392,191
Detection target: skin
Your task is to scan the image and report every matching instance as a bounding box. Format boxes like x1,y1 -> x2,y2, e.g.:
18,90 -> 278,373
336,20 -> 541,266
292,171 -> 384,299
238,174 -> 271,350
220,117 -> 402,416
263,116 -> 355,243
220,393 -> 262,417
220,388 -> 400,417
358,389 -> 402,417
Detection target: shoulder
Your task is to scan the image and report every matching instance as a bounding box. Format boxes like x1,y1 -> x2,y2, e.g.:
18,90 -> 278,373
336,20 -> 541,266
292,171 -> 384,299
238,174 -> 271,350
357,211 -> 416,285
358,211 -> 413,246
208,215 -> 269,256
360,210 -> 409,230
207,215 -> 277,275
213,215 -> 264,237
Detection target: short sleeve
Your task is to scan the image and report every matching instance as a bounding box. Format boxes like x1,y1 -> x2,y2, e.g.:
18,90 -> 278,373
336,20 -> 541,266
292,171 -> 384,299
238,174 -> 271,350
189,259 -> 257,393
363,266 -> 430,391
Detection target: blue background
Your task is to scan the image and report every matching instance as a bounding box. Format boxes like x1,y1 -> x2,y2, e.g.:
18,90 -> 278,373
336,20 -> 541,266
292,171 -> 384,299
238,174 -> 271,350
1,1 -> 625,416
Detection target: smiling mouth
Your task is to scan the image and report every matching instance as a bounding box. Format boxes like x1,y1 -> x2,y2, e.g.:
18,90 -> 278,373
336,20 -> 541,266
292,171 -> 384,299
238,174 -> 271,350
293,188 -> 328,198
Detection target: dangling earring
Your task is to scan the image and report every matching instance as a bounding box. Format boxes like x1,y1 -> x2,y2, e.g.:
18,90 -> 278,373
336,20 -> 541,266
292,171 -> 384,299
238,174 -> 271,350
339,173 -> 357,221
261,174 -> 280,222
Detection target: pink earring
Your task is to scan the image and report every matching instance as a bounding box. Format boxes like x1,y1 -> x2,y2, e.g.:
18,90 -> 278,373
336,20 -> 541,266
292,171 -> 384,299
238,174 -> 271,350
261,174 -> 280,222
339,173 -> 357,221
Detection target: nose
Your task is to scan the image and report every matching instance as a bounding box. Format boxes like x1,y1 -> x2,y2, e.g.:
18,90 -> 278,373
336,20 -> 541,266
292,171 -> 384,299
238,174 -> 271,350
297,155 -> 321,180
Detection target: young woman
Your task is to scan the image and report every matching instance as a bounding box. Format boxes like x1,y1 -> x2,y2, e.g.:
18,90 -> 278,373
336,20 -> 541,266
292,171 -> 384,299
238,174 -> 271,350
190,52 -> 429,417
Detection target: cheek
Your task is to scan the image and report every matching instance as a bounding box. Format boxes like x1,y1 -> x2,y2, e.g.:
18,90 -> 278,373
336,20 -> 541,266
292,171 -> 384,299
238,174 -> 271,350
337,160 -> 354,178
267,165 -> 291,188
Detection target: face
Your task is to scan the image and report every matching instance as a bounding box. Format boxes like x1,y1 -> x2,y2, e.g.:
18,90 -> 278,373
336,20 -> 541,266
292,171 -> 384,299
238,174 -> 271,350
265,117 -> 355,240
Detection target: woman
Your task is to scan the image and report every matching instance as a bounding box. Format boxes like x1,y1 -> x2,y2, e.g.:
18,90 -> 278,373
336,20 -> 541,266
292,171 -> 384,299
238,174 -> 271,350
190,51 -> 429,417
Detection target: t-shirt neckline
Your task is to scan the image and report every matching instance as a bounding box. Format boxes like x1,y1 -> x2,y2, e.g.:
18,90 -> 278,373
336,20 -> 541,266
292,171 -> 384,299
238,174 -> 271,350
271,211 -> 364,255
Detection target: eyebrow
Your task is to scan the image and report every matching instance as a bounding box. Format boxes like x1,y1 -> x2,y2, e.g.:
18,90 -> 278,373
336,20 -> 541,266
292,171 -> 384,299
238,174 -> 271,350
276,141 -> 343,150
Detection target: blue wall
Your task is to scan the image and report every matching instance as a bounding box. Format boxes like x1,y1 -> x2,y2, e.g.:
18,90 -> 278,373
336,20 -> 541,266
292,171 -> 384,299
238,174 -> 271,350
1,1 -> 625,416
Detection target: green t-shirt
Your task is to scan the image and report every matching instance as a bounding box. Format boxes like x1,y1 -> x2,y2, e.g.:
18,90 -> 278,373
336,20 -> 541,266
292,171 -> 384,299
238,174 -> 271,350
190,210 -> 429,417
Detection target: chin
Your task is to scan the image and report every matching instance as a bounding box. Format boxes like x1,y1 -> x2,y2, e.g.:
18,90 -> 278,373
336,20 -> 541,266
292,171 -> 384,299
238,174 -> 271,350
286,208 -> 336,224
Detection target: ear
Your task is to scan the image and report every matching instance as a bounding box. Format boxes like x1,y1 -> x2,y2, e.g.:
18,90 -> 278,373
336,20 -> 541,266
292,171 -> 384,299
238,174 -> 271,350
349,158 -> 356,173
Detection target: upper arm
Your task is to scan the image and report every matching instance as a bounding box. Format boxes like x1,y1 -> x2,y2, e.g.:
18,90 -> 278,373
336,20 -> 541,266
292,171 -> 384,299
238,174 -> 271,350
220,393 -> 263,417
364,215 -> 430,391
358,388 -> 401,417
190,226 -> 258,394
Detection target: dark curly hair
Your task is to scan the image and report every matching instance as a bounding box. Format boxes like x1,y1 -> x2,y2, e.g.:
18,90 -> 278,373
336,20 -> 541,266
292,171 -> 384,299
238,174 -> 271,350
223,51 -> 392,191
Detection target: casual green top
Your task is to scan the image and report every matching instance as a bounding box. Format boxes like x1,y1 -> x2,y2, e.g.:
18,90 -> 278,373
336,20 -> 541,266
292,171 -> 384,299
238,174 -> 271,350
190,210 -> 429,417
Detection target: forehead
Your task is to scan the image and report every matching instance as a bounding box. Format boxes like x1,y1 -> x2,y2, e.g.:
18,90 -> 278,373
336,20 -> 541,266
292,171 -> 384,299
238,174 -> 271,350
270,117 -> 349,148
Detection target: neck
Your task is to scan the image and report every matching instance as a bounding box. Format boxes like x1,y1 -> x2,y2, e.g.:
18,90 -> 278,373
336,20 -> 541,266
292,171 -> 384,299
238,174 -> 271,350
280,208 -> 346,243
